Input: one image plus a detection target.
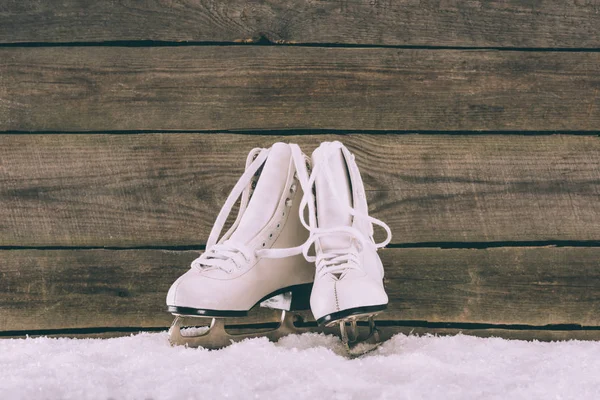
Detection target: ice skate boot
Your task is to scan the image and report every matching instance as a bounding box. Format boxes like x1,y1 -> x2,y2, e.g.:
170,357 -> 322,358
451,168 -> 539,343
167,143 -> 317,349
295,141 -> 392,355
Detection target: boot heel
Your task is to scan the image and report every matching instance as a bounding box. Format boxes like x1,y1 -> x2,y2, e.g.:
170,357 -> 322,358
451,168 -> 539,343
288,282 -> 313,311
259,283 -> 313,312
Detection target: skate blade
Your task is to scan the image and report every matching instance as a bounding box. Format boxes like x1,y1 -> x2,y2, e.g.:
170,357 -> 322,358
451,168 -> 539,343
326,313 -> 383,358
168,311 -> 315,349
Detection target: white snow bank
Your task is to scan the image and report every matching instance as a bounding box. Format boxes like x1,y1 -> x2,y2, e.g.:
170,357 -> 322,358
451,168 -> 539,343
1,332 -> 599,400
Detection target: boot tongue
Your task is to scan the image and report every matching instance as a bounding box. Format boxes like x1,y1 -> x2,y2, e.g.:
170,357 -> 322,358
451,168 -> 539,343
313,146 -> 354,252
230,143 -> 291,245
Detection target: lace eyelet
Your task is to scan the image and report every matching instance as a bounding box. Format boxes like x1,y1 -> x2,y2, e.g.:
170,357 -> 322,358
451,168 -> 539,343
269,233 -> 273,238
277,224 -> 280,228
285,198 -> 292,206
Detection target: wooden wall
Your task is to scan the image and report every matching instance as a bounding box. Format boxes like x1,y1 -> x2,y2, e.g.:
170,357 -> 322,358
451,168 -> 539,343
1,1 -> 599,340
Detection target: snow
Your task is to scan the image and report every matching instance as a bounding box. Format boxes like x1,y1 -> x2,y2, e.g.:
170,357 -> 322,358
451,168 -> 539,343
1,332 -> 599,400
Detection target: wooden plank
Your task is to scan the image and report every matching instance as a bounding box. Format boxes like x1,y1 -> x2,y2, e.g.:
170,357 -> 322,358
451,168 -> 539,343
1,247 -> 599,332
1,1 -> 600,48
2,47 -> 600,132
0,249 -> 199,331
376,327 -> 600,342
2,134 -> 599,247
386,246 -> 600,326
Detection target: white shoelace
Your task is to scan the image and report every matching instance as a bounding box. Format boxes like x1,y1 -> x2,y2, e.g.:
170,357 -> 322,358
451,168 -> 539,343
191,142 -> 391,277
191,147 -> 271,273
288,142 -> 392,279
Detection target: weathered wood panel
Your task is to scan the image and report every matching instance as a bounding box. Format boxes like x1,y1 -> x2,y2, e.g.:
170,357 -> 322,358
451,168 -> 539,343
2,134 -> 599,247
0,249 -> 194,331
388,246 -> 600,326
1,1 -> 600,48
1,247 -> 599,332
2,47 -> 600,132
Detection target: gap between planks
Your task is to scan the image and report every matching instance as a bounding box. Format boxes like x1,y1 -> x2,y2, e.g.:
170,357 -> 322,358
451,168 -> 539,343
3,40 -> 600,53
3,240 -> 600,251
3,320 -> 600,337
2,130 -> 600,136
3,323 -> 600,342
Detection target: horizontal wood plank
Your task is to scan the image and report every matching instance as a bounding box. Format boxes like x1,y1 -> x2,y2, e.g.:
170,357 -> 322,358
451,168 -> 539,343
0,249 -> 196,331
1,1 -> 600,48
1,247 -> 599,332
386,246 -> 600,327
2,47 -> 600,132
2,134 -> 599,247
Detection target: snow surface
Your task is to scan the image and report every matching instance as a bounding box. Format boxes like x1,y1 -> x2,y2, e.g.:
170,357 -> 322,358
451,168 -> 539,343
1,332 -> 599,400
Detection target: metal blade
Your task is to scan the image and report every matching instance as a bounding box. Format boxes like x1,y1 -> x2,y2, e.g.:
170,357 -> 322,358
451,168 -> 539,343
169,311 -> 315,349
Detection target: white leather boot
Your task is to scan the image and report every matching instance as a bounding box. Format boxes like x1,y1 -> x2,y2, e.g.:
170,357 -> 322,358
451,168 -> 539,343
166,143 -> 316,348
293,141 -> 392,347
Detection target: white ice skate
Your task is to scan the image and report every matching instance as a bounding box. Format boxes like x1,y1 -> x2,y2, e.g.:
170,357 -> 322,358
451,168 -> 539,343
167,143 -> 322,349
293,141 -> 392,353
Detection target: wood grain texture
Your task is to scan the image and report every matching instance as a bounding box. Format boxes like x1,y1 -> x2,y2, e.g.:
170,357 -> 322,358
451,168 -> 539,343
2,134 -> 599,247
1,247 -> 599,332
386,246 -> 600,326
1,1 -> 600,48
0,249 -> 196,331
2,47 -> 600,132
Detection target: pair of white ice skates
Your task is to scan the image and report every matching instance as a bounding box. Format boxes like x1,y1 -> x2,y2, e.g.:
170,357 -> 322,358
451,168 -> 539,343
166,141 -> 391,354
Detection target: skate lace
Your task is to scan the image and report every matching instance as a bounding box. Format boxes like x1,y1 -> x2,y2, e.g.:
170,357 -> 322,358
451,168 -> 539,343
288,142 -> 392,279
191,147 -> 279,274
316,250 -> 360,277
191,142 -> 391,275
